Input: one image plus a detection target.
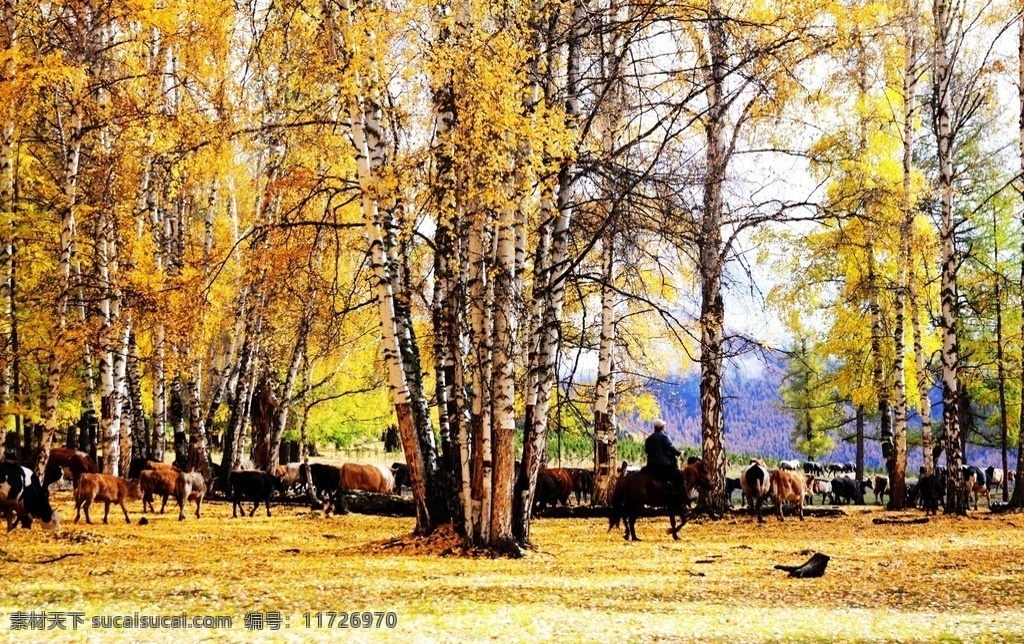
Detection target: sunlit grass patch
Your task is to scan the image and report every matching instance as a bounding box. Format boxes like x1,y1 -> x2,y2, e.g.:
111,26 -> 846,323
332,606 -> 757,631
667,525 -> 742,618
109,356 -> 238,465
2,491 -> 1023,642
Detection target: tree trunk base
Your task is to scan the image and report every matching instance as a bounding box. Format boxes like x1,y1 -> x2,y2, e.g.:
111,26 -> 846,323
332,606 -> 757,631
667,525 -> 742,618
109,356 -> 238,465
484,536 -> 525,559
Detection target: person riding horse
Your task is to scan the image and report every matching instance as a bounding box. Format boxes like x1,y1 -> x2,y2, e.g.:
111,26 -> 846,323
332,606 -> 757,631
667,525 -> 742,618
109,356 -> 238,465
644,419 -> 682,501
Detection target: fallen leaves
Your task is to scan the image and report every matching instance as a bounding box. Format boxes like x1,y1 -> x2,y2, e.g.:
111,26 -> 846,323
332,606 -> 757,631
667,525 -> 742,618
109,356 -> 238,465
0,491 -> 1023,641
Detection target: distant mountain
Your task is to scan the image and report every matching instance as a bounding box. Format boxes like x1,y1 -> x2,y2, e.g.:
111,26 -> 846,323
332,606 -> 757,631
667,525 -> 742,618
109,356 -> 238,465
633,363 -> 1016,472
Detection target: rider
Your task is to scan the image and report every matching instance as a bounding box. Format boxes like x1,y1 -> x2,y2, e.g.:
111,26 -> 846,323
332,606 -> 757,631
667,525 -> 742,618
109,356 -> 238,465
644,419 -> 682,499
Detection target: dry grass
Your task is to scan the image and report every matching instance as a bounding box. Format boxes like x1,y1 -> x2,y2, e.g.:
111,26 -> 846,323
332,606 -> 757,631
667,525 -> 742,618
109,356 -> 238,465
2,490 -> 1023,642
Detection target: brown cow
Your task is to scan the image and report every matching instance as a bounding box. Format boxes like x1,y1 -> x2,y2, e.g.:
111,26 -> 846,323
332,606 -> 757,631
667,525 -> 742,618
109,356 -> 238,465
175,471 -> 207,521
769,469 -> 808,521
542,468 -> 575,506
274,463 -> 303,491
74,473 -> 142,524
339,463 -> 395,494
1,497 -> 23,531
42,447 -> 98,488
140,469 -> 180,514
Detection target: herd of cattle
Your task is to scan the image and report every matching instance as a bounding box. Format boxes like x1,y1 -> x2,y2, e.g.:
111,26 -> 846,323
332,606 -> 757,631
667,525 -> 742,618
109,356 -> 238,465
0,448 -> 406,531
0,448 -> 1018,532
730,459 -> 1017,521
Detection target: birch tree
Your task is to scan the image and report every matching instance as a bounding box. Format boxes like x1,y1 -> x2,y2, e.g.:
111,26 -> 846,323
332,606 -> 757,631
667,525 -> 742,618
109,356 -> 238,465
933,0 -> 967,514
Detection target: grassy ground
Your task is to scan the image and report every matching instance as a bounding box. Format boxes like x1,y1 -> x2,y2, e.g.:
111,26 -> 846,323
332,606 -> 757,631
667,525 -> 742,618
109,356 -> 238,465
2,491 -> 1022,642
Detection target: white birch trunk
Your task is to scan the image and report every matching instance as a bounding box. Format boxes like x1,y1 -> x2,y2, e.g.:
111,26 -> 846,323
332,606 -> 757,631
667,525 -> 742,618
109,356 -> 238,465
98,209 -> 117,473
334,0 -> 434,533
514,0 -> 585,544
488,196 -> 518,551
40,100 -> 83,477
152,324 -> 166,460
113,320 -> 131,476
593,238 -> 617,505
890,4 -> 917,508
592,0 -> 626,507
934,0 -> 966,513
1011,13 -> 1024,507
270,313 -> 308,469
909,268 -> 933,474
186,365 -> 210,480
0,0 -> 14,422
468,210 -> 492,542
126,331 -> 146,459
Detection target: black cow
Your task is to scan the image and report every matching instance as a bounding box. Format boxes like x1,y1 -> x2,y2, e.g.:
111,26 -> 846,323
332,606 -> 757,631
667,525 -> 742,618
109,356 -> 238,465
830,476 -> 856,504
725,477 -> 742,505
391,463 -> 410,493
963,465 -> 986,489
127,457 -> 153,480
962,465 -> 989,509
740,461 -> 770,520
830,476 -> 870,505
300,463 -> 344,513
229,470 -> 286,518
906,482 -> 919,507
916,474 -> 941,515
802,461 -> 824,476
0,462 -> 60,531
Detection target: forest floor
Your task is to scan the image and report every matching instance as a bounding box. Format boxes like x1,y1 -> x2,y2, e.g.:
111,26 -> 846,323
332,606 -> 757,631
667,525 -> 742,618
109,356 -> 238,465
2,491 -> 1023,642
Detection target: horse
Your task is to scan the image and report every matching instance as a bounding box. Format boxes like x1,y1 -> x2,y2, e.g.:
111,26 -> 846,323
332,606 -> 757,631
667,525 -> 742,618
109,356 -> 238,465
608,460 -> 712,541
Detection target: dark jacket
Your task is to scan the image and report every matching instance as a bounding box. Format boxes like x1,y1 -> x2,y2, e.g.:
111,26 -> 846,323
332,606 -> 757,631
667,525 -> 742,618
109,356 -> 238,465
645,430 -> 681,469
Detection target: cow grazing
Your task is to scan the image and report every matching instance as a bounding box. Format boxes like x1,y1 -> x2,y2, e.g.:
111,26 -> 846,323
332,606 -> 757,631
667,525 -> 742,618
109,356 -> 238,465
873,475 -> 889,505
229,470 -> 286,518
41,447 -> 98,488
274,462 -> 303,492
963,468 -> 990,510
769,469 -> 808,521
339,463 -> 395,495
74,473 -> 142,524
740,460 -> 771,522
175,471 -> 207,521
0,497 -> 23,530
0,462 -> 60,531
140,468 -> 180,514
985,467 -> 1004,492
778,459 -> 800,471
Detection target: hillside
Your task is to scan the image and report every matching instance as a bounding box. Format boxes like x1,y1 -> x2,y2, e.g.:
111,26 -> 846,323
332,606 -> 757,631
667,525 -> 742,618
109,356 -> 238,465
634,364 -> 1016,472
